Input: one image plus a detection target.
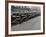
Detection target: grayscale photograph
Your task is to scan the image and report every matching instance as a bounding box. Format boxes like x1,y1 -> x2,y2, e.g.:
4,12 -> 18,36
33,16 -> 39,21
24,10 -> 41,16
6,1 -> 45,36
11,6 -> 41,31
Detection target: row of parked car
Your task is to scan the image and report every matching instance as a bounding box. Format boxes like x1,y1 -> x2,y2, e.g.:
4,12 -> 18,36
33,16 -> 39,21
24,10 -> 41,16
11,12 -> 40,25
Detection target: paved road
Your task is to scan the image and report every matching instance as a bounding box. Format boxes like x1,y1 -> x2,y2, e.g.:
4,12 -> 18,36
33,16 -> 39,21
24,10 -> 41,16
11,16 -> 41,31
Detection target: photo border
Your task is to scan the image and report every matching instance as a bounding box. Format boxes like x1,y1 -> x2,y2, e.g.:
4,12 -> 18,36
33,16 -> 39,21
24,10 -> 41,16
5,0 -> 45,37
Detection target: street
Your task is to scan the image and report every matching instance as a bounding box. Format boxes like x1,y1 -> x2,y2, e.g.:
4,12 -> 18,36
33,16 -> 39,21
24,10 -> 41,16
11,16 -> 41,31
